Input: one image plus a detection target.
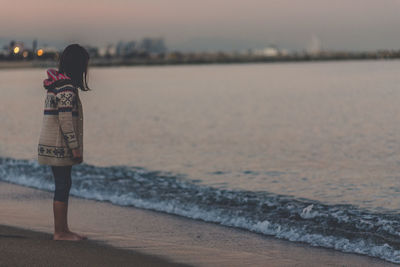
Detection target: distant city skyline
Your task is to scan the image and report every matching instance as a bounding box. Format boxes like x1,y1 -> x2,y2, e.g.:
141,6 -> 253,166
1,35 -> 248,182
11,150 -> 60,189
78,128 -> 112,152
2,0 -> 400,52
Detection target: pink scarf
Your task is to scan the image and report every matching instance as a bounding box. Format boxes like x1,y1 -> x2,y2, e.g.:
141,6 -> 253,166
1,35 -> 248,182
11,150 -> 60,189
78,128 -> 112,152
43,68 -> 72,88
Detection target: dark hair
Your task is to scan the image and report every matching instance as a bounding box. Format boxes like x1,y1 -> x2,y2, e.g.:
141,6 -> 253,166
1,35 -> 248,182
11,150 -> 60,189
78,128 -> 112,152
58,44 -> 90,91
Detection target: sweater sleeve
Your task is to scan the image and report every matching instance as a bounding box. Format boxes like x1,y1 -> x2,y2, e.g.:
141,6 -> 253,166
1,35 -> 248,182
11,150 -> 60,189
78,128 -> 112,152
56,87 -> 79,149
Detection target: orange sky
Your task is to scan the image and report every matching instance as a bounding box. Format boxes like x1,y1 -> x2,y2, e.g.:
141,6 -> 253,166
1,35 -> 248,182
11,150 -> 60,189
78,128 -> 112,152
2,0 -> 400,51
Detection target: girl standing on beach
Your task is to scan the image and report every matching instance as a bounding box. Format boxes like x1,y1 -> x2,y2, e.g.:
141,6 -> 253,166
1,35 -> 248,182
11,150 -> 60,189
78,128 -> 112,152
37,44 -> 90,241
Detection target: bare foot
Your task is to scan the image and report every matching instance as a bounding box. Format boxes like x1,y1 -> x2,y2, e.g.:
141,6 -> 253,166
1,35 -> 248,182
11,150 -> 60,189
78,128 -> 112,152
67,230 -> 88,240
53,231 -> 83,241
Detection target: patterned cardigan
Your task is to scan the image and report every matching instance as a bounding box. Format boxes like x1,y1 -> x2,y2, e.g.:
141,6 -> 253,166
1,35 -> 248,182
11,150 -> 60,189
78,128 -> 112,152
37,69 -> 83,166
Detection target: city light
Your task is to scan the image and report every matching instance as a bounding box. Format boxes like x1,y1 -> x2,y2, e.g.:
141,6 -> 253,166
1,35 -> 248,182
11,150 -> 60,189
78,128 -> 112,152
37,49 -> 43,56
13,46 -> 20,54
22,51 -> 29,58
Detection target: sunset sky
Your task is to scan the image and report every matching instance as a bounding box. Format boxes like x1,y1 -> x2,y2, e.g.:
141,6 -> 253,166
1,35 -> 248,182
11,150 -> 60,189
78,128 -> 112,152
1,0 -> 400,52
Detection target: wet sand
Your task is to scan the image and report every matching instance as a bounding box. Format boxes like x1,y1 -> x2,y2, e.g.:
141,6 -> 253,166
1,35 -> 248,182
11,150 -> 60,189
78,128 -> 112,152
0,181 -> 396,267
0,224 -> 189,267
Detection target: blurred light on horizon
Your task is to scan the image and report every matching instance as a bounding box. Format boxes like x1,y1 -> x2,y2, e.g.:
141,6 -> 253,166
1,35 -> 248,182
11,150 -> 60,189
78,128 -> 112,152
37,49 -> 43,56
13,47 -> 20,54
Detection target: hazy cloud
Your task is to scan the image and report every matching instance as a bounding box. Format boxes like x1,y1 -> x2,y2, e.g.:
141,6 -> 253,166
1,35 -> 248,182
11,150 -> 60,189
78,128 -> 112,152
1,0 -> 400,51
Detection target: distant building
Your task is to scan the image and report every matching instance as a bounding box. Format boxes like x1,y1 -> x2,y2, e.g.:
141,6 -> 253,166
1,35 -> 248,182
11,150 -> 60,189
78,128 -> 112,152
105,44 -> 117,57
41,46 -> 59,53
139,37 -> 166,54
307,34 -> 322,54
98,47 -> 108,57
1,44 -> 9,56
279,49 -> 290,56
115,40 -> 138,57
253,46 -> 279,57
0,46 -> 8,58
83,45 -> 99,58
116,41 -> 125,56
123,41 -> 137,56
32,39 -> 38,53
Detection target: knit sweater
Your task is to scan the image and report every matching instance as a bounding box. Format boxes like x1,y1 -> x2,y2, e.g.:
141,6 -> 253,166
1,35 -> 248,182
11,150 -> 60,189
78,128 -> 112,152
37,69 -> 83,166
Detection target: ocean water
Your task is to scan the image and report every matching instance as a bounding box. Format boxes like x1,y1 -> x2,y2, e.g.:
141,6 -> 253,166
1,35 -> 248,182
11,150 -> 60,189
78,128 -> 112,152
1,61 -> 400,263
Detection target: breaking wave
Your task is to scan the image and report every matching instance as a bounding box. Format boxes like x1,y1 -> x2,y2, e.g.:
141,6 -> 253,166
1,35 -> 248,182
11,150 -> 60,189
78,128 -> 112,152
1,157 -> 400,263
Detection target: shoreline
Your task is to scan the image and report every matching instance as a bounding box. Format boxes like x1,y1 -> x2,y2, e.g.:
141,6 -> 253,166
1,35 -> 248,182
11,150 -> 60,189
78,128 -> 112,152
1,57 -> 400,70
0,181 -> 397,267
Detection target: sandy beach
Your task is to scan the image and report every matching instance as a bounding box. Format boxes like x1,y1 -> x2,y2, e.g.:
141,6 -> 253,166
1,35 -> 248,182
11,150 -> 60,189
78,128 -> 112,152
0,224 -> 189,267
0,181 -> 396,267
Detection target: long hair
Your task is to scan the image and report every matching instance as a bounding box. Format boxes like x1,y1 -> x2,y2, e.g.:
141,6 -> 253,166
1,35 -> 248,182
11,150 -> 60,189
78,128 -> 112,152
58,44 -> 91,91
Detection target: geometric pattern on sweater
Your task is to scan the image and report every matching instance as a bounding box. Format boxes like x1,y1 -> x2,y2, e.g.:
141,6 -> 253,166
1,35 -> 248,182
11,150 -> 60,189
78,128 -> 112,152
45,95 -> 57,109
57,91 -> 77,108
38,144 -> 72,158
43,110 -> 79,116
63,131 -> 77,144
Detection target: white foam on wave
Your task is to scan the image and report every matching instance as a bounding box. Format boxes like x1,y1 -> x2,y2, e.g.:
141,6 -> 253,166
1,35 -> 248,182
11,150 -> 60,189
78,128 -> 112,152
77,188 -> 400,263
300,204 -> 321,219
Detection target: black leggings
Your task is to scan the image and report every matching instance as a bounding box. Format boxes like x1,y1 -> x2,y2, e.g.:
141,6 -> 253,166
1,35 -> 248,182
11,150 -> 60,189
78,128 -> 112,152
51,166 -> 72,203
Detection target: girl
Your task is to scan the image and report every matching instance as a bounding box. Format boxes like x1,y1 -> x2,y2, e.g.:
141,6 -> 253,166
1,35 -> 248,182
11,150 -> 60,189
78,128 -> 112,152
38,44 -> 90,241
